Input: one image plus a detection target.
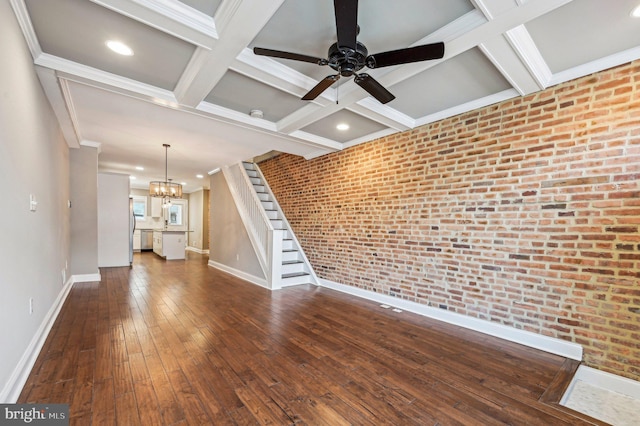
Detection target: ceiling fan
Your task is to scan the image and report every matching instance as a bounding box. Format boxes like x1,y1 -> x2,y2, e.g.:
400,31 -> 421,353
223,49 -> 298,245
253,0 -> 445,104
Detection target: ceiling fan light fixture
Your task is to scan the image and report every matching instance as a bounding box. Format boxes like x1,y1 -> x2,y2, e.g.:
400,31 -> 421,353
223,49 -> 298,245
106,40 -> 134,56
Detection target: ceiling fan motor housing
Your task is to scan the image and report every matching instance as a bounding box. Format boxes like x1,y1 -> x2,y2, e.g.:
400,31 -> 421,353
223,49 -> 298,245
328,41 -> 368,76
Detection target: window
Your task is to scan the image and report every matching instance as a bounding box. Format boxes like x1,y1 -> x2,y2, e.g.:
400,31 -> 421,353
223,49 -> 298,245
168,204 -> 183,225
164,199 -> 187,229
132,196 -> 147,221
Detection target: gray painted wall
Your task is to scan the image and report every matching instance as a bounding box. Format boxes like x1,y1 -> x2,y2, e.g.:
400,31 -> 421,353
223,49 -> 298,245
97,173 -> 130,267
187,189 -> 209,251
209,172 -> 264,279
0,1 -> 71,400
70,146 -> 98,275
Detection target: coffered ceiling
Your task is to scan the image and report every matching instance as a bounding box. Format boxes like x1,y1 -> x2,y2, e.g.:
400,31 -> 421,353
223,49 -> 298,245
9,0 -> 640,191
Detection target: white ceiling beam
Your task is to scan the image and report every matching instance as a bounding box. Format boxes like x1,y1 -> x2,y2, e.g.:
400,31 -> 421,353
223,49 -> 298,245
34,67 -> 80,148
174,0 -> 284,108
475,0 -> 554,96
349,100 -> 415,131
90,0 -> 218,48
479,32 -> 543,96
232,48 -> 335,102
503,25 -> 552,90
36,53 -> 178,104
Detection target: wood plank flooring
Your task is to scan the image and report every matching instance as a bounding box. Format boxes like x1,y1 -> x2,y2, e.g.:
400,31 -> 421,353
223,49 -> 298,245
19,252 -> 606,425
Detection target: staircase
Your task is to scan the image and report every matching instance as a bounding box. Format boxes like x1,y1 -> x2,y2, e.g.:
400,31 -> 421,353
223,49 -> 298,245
241,162 -> 317,288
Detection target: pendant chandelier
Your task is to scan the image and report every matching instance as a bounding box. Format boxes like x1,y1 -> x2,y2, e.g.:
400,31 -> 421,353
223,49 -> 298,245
149,144 -> 182,199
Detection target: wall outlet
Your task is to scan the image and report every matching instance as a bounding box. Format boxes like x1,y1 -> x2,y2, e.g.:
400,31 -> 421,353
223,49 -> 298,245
29,298 -> 33,315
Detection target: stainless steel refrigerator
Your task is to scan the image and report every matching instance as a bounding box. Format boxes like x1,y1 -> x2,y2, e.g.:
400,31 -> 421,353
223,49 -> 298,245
129,197 -> 136,265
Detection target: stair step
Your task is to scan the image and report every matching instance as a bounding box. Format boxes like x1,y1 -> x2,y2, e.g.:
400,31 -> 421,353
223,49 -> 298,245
282,239 -> 294,250
243,162 -> 255,170
281,272 -> 313,287
271,219 -> 284,228
282,250 -> 300,262
265,210 -> 280,220
282,261 -> 305,274
246,170 -> 259,178
257,193 -> 270,202
250,177 -> 262,185
261,201 -> 275,209
253,184 -> 265,192
281,272 -> 309,279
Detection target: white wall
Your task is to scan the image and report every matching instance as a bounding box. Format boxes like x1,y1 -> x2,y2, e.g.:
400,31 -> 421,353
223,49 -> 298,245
0,1 -> 71,401
98,173 -> 130,267
188,189 -> 205,250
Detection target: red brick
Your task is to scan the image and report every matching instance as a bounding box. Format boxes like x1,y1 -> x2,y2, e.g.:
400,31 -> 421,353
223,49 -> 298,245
259,60 -> 640,381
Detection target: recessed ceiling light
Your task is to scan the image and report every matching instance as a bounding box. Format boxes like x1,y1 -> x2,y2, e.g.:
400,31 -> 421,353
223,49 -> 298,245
129,176 -> 136,180
135,166 -> 144,171
336,123 -> 350,131
631,5 -> 640,17
196,174 -> 204,179
106,40 -> 134,56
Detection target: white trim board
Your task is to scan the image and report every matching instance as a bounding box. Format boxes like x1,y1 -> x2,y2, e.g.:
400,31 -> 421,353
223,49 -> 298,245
561,365 -> 640,404
0,277 -> 75,403
72,273 -> 101,283
186,247 -> 210,255
207,260 -> 267,289
320,278 -> 583,361
560,365 -> 640,426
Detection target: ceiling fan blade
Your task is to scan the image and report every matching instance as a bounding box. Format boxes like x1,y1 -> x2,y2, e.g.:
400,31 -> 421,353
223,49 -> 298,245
253,47 -> 328,65
354,73 -> 395,104
334,0 -> 358,52
302,75 -> 340,101
366,42 -> 445,68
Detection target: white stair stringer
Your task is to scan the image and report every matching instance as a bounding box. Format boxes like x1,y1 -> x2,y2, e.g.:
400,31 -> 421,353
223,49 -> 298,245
242,161 -> 319,288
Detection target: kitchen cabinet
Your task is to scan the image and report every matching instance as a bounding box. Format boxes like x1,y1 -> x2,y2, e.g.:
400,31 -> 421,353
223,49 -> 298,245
151,197 -> 162,218
133,229 -> 141,251
153,230 -> 185,260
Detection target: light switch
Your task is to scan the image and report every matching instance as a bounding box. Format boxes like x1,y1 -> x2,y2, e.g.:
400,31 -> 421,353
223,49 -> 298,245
29,194 -> 38,212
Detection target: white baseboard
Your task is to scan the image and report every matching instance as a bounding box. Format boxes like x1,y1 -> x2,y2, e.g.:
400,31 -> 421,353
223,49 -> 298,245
71,273 -> 101,283
186,247 -> 210,255
320,278 -> 583,361
207,260 -> 267,289
0,277 -> 75,403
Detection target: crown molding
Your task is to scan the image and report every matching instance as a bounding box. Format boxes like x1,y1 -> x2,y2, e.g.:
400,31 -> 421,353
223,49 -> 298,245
91,0 -> 217,48
549,46 -> 640,87
415,88 -> 519,127
80,140 -> 103,154
35,53 -> 178,103
9,0 -> 42,59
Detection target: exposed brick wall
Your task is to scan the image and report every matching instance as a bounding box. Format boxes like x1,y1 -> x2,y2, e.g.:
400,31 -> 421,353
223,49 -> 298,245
259,61 -> 640,381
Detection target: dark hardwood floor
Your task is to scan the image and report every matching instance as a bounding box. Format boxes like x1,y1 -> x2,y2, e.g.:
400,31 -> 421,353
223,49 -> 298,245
19,252 -> 605,425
